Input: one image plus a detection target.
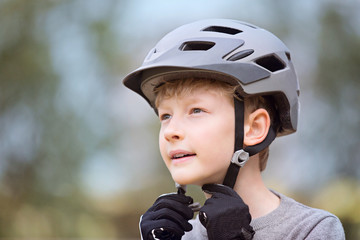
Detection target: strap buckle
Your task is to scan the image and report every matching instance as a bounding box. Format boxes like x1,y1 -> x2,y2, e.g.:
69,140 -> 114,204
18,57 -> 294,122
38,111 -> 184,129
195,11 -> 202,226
231,149 -> 249,168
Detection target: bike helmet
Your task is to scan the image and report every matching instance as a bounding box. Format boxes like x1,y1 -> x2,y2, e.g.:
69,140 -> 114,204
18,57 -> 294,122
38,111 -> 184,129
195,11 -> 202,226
123,19 -> 300,188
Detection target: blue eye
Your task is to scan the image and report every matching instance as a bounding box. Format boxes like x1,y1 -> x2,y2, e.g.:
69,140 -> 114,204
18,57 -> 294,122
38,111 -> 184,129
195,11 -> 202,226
191,108 -> 203,114
160,114 -> 171,121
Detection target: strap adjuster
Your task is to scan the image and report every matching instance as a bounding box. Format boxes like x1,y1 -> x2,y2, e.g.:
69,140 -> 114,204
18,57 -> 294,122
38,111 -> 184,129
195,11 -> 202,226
231,149 -> 249,168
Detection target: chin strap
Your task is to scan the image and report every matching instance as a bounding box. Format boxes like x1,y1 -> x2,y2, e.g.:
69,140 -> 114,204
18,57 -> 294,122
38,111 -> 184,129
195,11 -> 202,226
222,97 -> 277,189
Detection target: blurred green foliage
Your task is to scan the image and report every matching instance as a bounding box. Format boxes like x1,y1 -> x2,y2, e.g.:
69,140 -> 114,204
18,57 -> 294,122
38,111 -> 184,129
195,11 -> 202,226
315,3 -> 360,178
0,0 -> 359,239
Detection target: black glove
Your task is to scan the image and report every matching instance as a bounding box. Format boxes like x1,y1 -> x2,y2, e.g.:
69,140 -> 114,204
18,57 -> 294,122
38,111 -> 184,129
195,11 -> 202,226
199,184 -> 255,240
140,192 -> 194,240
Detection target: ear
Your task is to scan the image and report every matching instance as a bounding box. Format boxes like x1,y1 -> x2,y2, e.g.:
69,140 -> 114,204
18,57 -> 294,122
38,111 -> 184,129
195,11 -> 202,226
244,108 -> 271,146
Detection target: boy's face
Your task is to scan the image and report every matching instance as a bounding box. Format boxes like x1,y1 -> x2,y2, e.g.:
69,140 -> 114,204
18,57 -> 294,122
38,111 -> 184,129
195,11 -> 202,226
157,87 -> 235,186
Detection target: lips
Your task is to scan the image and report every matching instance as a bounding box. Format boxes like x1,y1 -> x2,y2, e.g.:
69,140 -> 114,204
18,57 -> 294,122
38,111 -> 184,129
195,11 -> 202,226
169,150 -> 196,160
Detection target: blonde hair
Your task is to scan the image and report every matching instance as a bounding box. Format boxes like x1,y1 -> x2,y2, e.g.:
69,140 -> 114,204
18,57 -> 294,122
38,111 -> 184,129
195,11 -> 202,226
154,78 -> 235,107
155,78 -> 276,171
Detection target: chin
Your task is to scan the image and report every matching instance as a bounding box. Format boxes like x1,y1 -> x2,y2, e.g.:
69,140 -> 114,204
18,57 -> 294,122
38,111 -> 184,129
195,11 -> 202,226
172,177 -> 195,186
170,169 -> 225,186
171,174 -> 199,186
171,175 -> 213,186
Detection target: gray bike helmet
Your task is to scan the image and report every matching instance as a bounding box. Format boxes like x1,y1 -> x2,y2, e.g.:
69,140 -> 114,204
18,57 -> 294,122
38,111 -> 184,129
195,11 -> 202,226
123,19 -> 300,188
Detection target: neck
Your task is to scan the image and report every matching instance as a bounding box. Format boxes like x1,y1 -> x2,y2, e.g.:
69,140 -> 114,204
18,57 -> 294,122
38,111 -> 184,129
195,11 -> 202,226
232,156 -> 280,219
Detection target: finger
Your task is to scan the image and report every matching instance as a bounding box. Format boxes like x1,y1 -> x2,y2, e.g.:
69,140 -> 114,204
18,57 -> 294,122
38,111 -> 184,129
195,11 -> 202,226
198,198 -> 219,215
152,219 -> 189,237
152,227 -> 183,240
151,208 -> 193,232
153,198 -> 194,220
202,184 -> 239,197
141,219 -> 184,240
157,193 -> 194,205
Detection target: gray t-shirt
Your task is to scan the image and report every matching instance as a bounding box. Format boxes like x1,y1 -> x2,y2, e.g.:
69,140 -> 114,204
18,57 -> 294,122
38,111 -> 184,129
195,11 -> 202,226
183,191 -> 345,239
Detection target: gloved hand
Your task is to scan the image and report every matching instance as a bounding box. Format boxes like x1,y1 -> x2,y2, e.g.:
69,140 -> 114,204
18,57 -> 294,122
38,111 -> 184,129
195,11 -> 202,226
140,192 -> 194,240
199,184 -> 255,240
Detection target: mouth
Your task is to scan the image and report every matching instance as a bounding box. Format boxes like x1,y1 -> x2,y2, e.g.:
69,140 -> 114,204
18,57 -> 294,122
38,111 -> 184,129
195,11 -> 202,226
171,153 -> 196,160
170,150 -> 196,161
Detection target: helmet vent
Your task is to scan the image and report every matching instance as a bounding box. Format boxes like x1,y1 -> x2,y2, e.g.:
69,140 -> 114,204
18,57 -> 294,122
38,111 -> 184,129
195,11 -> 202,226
227,49 -> 254,61
180,41 -> 215,51
202,26 -> 242,35
285,52 -> 291,61
255,55 -> 285,72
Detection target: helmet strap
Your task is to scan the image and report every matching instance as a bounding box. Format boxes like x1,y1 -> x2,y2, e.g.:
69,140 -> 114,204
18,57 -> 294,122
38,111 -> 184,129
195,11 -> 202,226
222,97 -> 277,189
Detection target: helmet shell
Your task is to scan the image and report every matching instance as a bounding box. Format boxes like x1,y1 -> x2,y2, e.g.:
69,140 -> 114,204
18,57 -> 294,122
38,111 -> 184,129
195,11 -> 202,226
123,19 -> 300,136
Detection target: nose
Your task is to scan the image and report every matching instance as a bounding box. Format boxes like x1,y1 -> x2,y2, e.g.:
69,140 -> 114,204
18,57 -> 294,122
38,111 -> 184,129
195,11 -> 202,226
163,117 -> 184,142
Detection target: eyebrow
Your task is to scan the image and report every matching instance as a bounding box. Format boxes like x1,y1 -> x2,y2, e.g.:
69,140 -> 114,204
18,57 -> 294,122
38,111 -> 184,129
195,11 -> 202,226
158,96 -> 204,112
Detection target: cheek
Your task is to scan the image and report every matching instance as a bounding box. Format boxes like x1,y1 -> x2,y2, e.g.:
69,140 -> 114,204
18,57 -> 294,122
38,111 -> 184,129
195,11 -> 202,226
214,118 -> 235,152
158,130 -> 167,160
200,124 -> 234,164
213,118 -> 235,163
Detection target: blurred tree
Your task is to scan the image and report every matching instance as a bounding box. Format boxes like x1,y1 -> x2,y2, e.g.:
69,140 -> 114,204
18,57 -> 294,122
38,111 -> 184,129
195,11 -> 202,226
0,0 -> 61,236
312,3 -> 360,239
0,0 -> 123,237
315,3 -> 360,179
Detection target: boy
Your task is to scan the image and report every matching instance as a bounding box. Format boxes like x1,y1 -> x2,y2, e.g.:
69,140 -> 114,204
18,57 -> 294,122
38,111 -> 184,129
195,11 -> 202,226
123,19 -> 345,239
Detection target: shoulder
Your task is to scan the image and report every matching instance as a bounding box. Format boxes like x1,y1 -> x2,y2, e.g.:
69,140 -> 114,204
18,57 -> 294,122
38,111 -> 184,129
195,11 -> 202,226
285,197 -> 344,239
305,213 -> 345,240
288,197 -> 345,239
252,191 -> 345,240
